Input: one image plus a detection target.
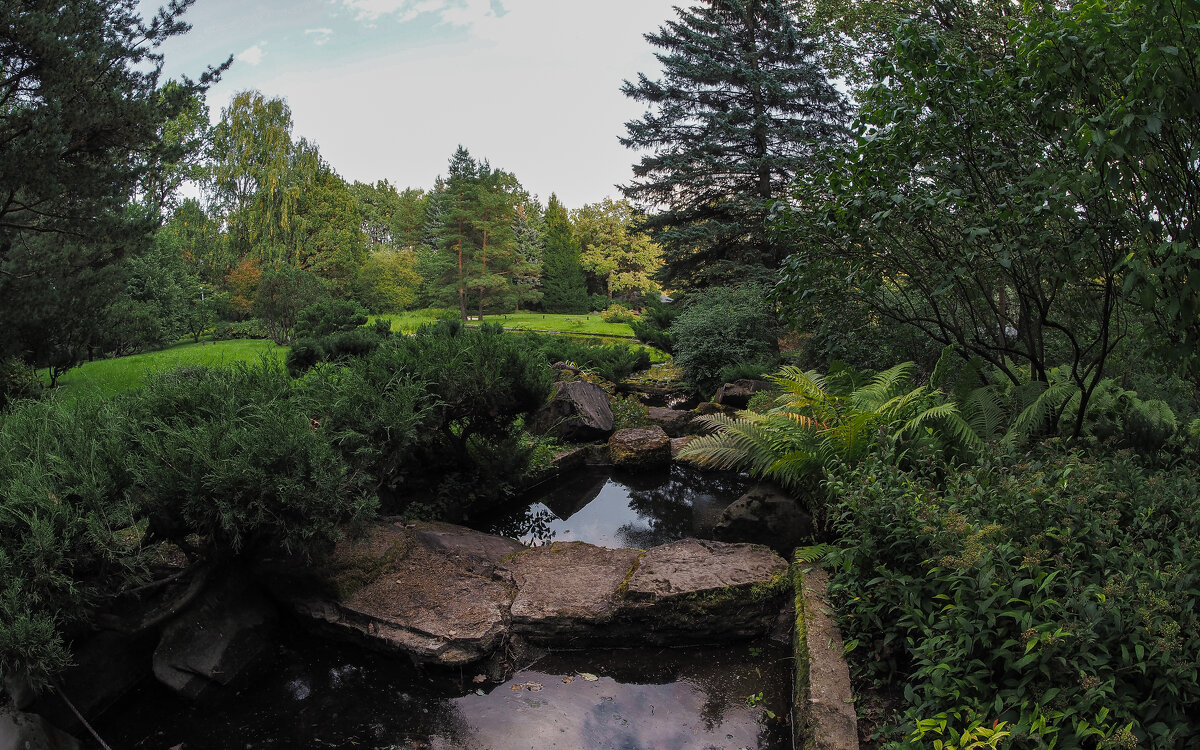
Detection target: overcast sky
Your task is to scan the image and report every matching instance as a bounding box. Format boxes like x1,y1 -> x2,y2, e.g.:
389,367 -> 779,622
142,0 -> 679,208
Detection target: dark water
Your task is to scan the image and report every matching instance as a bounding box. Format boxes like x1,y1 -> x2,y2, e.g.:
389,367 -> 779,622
480,465 -> 750,548
94,628 -> 792,750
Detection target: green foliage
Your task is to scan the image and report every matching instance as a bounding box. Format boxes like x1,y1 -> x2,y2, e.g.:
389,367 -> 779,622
630,294 -> 678,354
0,397 -> 139,689
355,248 -> 422,313
521,334 -> 652,383
572,197 -> 663,299
826,448 -> 1200,746
254,265 -> 326,344
670,285 -> 779,394
0,357 -> 41,410
681,363 -> 981,502
610,394 -> 652,431
601,304 -> 637,324
540,194 -> 589,314
620,0 -> 847,285
295,299 -> 369,339
1061,378 -> 1180,452
212,319 -> 269,341
124,363 -> 376,557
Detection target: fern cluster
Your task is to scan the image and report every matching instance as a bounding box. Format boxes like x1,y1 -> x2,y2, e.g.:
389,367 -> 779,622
680,362 -> 981,495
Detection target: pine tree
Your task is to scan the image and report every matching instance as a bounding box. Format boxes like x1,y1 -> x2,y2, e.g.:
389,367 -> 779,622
539,195 -> 589,313
620,0 -> 848,286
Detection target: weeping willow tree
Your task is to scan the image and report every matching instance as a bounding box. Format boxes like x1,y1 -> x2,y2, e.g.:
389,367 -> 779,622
680,363 -> 983,496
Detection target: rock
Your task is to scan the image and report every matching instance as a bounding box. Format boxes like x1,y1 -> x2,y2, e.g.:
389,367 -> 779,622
274,520 -> 789,666
618,538 -> 789,641
692,401 -> 736,418
0,709 -> 81,750
646,407 -> 694,437
153,575 -> 277,699
714,379 -> 771,409
279,523 -> 515,666
506,543 -> 642,643
608,426 -> 671,469
531,381 -> 614,442
669,436 -> 694,459
713,483 -> 815,553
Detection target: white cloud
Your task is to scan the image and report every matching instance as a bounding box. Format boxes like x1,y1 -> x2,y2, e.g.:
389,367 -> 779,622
305,28 -> 334,45
337,0 -> 499,26
236,42 -> 266,65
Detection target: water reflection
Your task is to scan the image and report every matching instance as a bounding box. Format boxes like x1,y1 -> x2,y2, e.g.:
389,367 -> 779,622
96,631 -> 791,750
483,465 -> 749,549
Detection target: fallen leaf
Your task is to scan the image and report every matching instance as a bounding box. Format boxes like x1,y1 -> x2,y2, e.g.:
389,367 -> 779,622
473,674 -> 486,684
526,682 -> 543,691
510,684 -> 523,691
561,676 -> 575,684
475,689 -> 485,696
580,672 -> 599,682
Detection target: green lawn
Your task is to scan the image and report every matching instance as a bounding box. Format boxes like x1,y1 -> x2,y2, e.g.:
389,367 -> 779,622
50,339 -> 287,400
374,309 -> 635,338
480,312 -> 634,337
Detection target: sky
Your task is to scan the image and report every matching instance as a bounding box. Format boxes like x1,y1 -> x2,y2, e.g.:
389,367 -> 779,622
141,0 -> 679,208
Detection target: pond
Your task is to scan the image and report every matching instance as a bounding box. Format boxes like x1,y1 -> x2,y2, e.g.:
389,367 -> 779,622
478,464 -> 751,549
94,626 -> 793,750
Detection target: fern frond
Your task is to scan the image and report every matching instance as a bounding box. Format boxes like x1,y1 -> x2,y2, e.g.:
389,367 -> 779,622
850,362 -> 916,411
794,543 -> 838,564
1004,380 -> 1079,447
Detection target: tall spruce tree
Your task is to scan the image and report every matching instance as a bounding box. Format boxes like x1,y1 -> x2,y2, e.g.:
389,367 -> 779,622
620,0 -> 847,286
539,195 -> 589,313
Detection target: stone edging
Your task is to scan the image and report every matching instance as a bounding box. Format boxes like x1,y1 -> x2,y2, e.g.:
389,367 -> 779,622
792,558 -> 860,750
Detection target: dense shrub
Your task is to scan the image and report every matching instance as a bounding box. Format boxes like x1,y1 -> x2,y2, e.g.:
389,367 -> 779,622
123,364 -> 376,558
670,284 -> 779,394
0,397 -> 140,688
211,318 -> 269,341
522,334 -> 652,383
825,447 -> 1200,747
0,356 -> 41,410
602,303 -> 637,324
294,299 -> 370,339
631,294 -> 678,354
1062,378 -> 1180,451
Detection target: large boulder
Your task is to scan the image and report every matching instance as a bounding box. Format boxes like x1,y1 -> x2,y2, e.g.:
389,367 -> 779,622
617,538 -> 790,641
646,406 -> 694,437
713,379 -> 771,409
153,575 -> 277,699
531,381 -> 614,442
0,709 -> 80,750
608,426 -> 671,469
713,483 -> 815,553
275,522 -> 522,666
275,520 -> 789,665
506,543 -> 643,643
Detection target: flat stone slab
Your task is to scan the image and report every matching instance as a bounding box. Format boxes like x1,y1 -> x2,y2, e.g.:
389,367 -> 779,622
626,538 -> 788,600
609,425 -> 671,469
794,564 -> 860,750
506,543 -> 642,642
286,522 -> 516,665
283,522 -> 788,665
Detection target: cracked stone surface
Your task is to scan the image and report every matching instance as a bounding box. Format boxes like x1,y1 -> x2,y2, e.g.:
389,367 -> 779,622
277,522 -> 788,665
505,543 -> 642,643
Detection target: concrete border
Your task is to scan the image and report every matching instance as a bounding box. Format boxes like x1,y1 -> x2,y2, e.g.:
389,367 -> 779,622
792,557 -> 860,750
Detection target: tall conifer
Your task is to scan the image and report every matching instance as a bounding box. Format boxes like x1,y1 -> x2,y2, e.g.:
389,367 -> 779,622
620,0 -> 847,286
540,195 -> 589,313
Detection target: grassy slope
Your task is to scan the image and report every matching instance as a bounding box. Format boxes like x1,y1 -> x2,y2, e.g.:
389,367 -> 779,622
374,309 -> 635,338
51,339 -> 287,400
46,311 -> 638,400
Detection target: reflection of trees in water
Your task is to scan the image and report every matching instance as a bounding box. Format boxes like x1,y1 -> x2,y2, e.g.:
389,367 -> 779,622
487,505 -> 556,546
618,466 -> 749,548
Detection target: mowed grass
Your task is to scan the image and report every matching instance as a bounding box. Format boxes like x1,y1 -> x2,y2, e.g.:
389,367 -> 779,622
50,338 -> 287,400
481,312 -> 634,337
373,309 -> 634,337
